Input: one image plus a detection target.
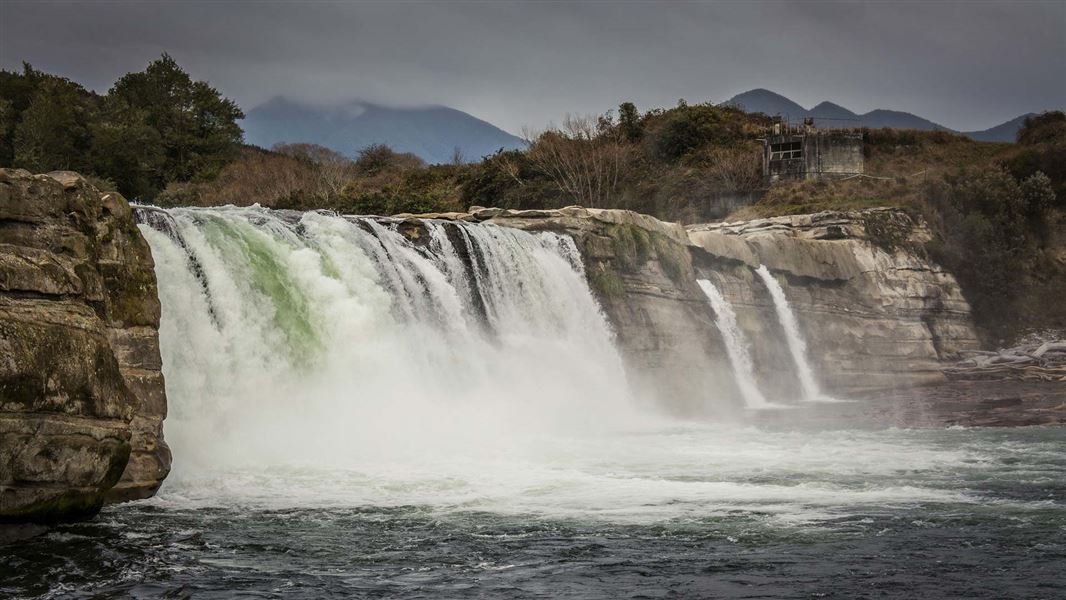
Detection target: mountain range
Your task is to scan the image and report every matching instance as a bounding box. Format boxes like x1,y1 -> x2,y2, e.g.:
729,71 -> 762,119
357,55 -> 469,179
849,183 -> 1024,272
725,89 -> 1032,143
242,97 -> 525,165
244,90 -> 1030,163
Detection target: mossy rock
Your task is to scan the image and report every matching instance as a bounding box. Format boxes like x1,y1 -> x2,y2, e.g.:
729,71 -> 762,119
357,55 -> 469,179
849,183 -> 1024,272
587,261 -> 626,299
651,234 -> 693,284
607,223 -> 653,272
862,210 -> 921,255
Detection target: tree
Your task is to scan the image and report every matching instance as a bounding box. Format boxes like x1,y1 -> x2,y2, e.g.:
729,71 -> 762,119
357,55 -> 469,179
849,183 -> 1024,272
1020,171 -> 1055,244
702,147 -> 763,192
921,167 -> 1057,337
646,102 -> 752,163
451,146 -> 466,166
354,143 -> 424,175
0,63 -> 49,165
107,53 -> 244,196
89,99 -> 165,200
12,75 -> 96,173
618,101 -> 642,142
1005,111 -> 1065,206
1017,111 -> 1066,146
272,142 -> 355,201
526,114 -> 631,208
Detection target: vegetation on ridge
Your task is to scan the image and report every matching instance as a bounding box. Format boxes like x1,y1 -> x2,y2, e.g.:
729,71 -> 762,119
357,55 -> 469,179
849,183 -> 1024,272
1,55 -> 243,200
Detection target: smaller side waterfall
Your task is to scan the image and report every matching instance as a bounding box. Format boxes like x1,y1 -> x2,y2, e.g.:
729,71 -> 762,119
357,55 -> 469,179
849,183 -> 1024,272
755,265 -> 823,402
697,279 -> 774,409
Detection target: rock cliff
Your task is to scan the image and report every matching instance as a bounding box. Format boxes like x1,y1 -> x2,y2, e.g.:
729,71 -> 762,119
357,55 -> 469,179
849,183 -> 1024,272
687,209 -> 980,394
0,169 -> 169,522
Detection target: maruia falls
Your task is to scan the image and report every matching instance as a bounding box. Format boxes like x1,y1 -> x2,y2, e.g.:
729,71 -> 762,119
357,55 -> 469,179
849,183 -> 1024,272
136,205 -> 635,467
1,171 -> 1062,599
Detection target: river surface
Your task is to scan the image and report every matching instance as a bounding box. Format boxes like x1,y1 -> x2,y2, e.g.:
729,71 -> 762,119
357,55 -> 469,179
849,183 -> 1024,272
3,423 -> 1064,599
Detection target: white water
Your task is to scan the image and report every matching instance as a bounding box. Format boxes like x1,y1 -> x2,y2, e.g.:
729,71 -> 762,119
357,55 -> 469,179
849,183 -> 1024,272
696,279 -> 774,409
143,423 -> 1063,527
137,205 -> 642,476
755,265 -> 824,402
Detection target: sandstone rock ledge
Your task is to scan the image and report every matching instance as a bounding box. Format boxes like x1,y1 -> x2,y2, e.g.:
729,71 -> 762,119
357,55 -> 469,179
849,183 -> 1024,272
0,169 -> 169,523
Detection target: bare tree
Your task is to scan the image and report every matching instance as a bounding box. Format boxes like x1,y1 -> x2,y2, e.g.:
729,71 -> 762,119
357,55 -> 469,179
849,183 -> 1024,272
451,146 -> 466,166
703,147 -> 763,192
273,142 -> 356,201
497,152 -> 525,187
526,114 -> 631,208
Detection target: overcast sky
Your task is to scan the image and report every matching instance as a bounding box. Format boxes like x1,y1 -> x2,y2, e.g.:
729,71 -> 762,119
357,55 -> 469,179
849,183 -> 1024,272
1,0 -> 1063,134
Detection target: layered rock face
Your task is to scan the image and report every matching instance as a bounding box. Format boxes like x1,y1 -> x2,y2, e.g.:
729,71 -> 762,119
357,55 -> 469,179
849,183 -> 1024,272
403,205 -> 979,408
688,209 -> 980,394
0,169 -> 169,522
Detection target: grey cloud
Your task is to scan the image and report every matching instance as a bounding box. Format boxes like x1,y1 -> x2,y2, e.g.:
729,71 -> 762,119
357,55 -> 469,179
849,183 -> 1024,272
1,0 -> 1063,134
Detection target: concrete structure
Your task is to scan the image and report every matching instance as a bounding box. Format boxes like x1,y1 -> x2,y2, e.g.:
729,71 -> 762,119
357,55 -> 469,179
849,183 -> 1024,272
763,119 -> 863,182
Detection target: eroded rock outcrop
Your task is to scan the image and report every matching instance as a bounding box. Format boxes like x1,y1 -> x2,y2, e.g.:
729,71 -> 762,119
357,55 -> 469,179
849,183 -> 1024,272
0,169 -> 169,522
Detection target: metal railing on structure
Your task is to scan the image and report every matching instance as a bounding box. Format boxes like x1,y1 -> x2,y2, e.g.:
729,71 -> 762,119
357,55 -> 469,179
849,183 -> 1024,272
768,116 -> 863,135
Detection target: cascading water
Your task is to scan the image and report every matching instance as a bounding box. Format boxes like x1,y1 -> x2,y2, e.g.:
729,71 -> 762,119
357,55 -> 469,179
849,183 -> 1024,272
696,279 -> 774,409
755,264 -> 824,402
135,205 -> 637,474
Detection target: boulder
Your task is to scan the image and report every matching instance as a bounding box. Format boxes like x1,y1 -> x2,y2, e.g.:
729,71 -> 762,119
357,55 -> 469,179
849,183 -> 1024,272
0,169 -> 169,522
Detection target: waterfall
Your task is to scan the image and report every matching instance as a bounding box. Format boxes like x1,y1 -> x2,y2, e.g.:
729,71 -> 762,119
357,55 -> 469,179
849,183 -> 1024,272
134,205 -> 635,472
696,279 -> 774,409
755,265 -> 823,402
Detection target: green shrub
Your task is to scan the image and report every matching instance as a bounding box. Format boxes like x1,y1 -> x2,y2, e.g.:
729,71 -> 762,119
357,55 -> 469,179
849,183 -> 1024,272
920,167 -> 1056,339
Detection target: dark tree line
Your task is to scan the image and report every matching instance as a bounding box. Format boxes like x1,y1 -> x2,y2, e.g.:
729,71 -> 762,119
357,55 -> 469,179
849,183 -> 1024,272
0,54 -> 243,200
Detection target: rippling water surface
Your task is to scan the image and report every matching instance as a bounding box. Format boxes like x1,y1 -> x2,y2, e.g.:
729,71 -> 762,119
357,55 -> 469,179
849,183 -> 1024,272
4,424 -> 1064,599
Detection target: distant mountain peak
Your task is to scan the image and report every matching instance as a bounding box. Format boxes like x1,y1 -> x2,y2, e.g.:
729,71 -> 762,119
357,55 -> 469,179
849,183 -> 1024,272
726,89 -> 806,118
809,101 -> 859,122
242,97 -> 524,164
724,88 -> 1030,142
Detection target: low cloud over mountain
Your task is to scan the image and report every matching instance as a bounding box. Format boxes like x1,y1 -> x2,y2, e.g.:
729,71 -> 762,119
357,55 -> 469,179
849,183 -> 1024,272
243,97 -> 525,164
